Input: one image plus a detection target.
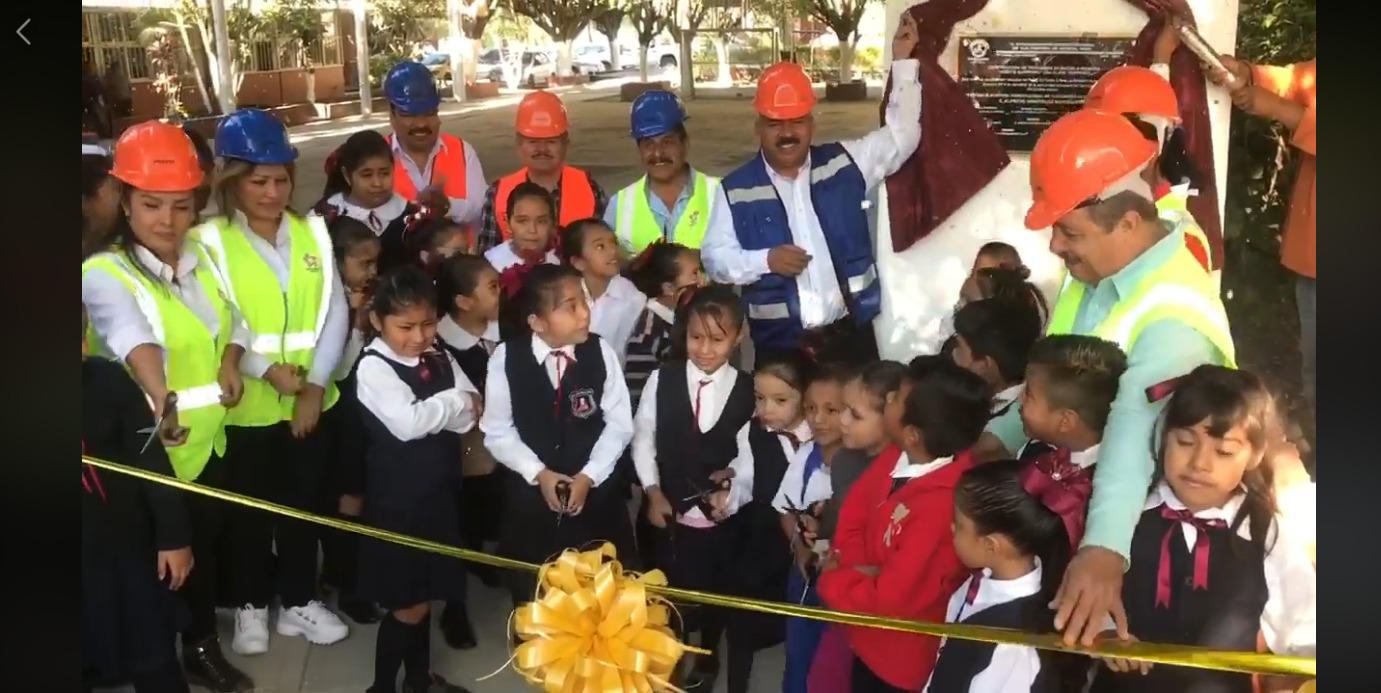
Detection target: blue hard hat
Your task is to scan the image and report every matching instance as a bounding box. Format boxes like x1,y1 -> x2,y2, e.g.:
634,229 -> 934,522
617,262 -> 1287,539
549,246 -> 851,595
629,90 -> 688,140
214,108 -> 297,165
385,61 -> 441,116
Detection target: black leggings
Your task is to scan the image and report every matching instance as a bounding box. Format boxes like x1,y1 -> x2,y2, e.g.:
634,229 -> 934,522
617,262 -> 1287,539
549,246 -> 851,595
180,454 -> 235,642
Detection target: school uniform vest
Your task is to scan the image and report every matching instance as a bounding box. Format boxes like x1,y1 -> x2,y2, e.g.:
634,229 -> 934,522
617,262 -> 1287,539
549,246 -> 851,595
927,594 -> 1054,693
356,348 -> 462,510
494,166 -> 598,241
1090,510 -> 1268,693
504,337 -> 606,477
193,214 -> 341,426
81,246 -> 232,481
721,143 -> 882,351
1046,243 -> 1236,367
438,339 -> 492,394
388,133 -> 471,203
614,170 -> 718,253
653,363 -> 755,516
748,425 -> 794,503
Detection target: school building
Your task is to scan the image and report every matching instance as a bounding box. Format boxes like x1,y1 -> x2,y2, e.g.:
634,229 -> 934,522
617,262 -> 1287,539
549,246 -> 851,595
81,0 -> 361,124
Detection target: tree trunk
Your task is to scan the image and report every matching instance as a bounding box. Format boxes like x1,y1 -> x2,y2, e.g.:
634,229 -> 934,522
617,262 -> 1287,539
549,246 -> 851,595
639,44 -> 650,82
465,37 -> 481,84
556,39 -> 574,77
173,11 -> 215,115
306,66 -> 317,104
713,35 -> 730,86
838,37 -> 856,84
607,33 -> 623,70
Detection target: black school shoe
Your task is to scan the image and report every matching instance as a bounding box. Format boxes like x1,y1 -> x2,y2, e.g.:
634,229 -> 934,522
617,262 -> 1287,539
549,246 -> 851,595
440,601 -> 478,650
182,637 -> 254,693
339,596 -> 383,624
402,672 -> 472,693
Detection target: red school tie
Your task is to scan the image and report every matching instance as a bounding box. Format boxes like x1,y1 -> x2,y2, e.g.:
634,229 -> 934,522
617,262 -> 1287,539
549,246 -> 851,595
1155,506 -> 1228,608
692,378 -> 712,433
551,350 -> 572,415
781,431 -> 802,451
963,571 -> 983,605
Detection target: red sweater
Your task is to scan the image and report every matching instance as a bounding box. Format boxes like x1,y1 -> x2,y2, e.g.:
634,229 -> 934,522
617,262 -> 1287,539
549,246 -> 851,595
817,445 -> 975,691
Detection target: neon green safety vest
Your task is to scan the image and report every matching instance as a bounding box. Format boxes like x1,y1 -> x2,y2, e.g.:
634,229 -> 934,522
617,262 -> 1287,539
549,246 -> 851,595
614,170 -> 718,255
1046,243 -> 1237,367
81,245 -> 232,481
1157,187 -> 1212,271
193,214 -> 340,427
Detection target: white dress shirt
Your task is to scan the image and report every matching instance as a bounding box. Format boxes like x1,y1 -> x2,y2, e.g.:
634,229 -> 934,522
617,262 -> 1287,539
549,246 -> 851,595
320,192 -> 409,235
891,450 -> 955,481
390,134 -> 487,227
631,362 -> 755,523
585,275 -> 645,365
436,315 -> 499,352
926,562 -> 1045,693
354,337 -> 479,441
225,212 -> 349,387
772,440 -> 834,513
483,243 -> 560,273
1139,482 -> 1317,657
700,58 -> 924,328
991,384 -> 1023,415
480,334 -> 634,487
83,242 -> 251,362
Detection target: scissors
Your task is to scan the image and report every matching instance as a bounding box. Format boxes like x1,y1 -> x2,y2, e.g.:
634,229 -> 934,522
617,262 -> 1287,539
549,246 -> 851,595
137,392 -> 188,453
781,497 -> 821,592
554,480 -> 572,526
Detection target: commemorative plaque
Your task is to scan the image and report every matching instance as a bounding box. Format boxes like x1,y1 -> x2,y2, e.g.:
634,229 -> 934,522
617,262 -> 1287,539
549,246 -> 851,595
957,34 -> 1136,152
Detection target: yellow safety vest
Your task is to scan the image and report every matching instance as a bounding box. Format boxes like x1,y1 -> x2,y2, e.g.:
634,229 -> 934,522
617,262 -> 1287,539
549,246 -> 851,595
1046,244 -> 1236,367
193,214 -> 340,426
615,170 -> 718,255
81,245 -> 232,481
1157,186 -> 1213,273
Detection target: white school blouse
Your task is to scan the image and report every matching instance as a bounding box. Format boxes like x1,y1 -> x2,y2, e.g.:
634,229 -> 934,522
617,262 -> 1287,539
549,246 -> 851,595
354,338 -> 479,440
320,192 -> 410,235
584,275 -> 645,365
925,562 -> 1044,693
631,362 -> 755,524
772,440 -> 834,514
483,243 -> 560,272
479,333 -> 634,487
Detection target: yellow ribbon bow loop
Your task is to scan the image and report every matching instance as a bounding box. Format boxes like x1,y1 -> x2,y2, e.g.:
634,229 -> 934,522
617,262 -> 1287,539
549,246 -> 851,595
511,543 -> 699,692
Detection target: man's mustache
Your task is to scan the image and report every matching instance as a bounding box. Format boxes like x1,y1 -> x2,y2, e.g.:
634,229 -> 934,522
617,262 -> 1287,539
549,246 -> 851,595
775,137 -> 800,147
531,152 -> 553,159
648,157 -> 672,166
408,127 -> 432,136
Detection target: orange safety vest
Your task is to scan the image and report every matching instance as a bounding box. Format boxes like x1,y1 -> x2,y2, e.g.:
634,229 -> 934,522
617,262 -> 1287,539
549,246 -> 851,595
495,166 -> 597,241
389,133 -> 470,202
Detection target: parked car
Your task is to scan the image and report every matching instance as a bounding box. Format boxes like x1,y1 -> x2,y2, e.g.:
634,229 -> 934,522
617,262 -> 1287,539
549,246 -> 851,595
573,43 -> 637,72
421,52 -> 452,82
476,48 -> 554,87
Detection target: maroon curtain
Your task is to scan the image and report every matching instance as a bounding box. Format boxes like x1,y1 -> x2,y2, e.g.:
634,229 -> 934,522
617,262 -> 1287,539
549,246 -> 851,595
1123,0 -> 1224,268
882,0 -> 1010,253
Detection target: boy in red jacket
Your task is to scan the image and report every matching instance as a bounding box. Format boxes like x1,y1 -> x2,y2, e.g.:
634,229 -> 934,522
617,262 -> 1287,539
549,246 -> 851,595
818,356 -> 993,692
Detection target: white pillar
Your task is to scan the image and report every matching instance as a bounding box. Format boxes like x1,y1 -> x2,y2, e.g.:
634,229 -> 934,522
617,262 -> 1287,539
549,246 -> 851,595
446,0 -> 467,103
210,0 -> 235,112
354,0 -> 372,115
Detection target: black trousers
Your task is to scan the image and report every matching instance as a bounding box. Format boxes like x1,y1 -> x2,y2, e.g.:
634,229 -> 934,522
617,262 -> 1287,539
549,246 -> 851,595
656,521 -> 735,639
850,655 -> 909,693
180,454 -> 235,643
223,419 -> 329,609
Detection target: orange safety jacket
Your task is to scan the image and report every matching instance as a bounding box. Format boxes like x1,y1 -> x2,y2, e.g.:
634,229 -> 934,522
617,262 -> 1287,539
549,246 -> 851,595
494,166 -> 597,241
389,132 -> 470,202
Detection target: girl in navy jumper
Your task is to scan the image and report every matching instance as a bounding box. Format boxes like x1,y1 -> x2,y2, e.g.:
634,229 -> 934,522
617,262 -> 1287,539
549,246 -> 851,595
1092,366 -> 1315,693
631,285 -> 756,688
819,356 -> 992,693
320,217 -> 383,626
434,252 -> 505,649
480,263 -> 635,608
354,268 -> 481,693
925,459 -> 1076,693
83,307 -> 193,693
622,240 -> 702,407
315,130 -> 420,274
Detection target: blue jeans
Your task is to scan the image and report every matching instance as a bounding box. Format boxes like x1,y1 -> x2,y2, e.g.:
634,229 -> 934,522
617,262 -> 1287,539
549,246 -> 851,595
783,566 -> 826,693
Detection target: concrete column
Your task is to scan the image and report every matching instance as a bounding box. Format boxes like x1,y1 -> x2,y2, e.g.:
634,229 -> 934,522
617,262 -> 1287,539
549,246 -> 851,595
446,0 -> 467,103
210,0 -> 235,112
354,0 -> 372,115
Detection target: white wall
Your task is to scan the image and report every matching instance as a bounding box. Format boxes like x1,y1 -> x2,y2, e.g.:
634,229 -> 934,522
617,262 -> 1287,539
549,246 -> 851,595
873,0 -> 1239,361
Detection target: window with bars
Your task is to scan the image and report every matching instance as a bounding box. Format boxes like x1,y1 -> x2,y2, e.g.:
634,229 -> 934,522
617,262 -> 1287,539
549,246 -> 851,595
246,11 -> 342,72
81,10 -> 152,81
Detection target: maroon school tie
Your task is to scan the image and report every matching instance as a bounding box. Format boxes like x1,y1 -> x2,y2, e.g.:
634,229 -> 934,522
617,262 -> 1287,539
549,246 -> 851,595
692,378 -> 712,433
1155,506 -> 1227,608
964,572 -> 983,605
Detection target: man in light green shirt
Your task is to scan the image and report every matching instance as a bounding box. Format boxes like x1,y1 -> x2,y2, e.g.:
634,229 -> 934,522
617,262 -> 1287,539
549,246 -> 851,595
977,109 -> 1235,646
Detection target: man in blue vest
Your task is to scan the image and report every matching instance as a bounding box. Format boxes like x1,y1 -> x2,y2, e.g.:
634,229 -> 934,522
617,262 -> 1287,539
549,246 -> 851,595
605,90 -> 719,257
701,21 -> 921,363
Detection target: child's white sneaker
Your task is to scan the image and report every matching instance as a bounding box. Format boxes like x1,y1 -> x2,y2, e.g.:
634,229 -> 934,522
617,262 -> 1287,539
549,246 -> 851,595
276,600 -> 350,645
231,604 -> 270,656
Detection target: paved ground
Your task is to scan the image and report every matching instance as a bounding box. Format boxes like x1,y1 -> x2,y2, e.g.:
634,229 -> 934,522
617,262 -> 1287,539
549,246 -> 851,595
97,82 -> 879,693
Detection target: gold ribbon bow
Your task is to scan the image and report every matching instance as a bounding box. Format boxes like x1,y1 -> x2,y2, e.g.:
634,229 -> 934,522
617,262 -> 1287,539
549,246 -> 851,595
507,543 -> 708,692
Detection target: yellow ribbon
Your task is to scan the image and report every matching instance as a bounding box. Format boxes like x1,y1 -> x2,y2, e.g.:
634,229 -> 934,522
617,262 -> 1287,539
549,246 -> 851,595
81,455 -> 1317,684
504,544 -> 708,692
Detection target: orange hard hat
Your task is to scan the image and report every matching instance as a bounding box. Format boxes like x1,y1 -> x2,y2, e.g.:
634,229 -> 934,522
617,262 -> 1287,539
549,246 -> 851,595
1085,65 -> 1181,122
1024,109 -> 1157,230
754,62 -> 816,120
515,90 -> 569,139
109,120 -> 205,192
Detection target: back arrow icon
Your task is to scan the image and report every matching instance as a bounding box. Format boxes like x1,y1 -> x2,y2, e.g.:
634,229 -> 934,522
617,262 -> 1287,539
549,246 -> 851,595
16,19 -> 29,45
